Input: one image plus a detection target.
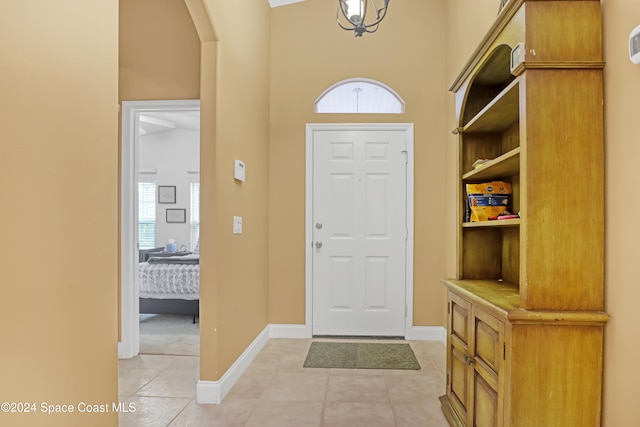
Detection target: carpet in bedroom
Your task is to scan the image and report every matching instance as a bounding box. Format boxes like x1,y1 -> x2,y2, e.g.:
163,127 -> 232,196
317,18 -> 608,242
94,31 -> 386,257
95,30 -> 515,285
139,314 -> 199,356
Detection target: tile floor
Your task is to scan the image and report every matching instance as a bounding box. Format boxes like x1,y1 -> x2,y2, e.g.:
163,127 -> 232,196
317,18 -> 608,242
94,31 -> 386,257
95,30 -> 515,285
118,338 -> 449,427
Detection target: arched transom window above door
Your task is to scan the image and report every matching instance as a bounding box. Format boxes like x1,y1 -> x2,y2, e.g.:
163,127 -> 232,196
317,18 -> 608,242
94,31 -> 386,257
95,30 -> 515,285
315,78 -> 405,114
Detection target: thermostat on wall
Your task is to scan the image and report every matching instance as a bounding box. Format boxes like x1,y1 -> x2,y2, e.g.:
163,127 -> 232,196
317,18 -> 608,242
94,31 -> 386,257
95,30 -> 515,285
234,160 -> 246,182
630,25 -> 640,64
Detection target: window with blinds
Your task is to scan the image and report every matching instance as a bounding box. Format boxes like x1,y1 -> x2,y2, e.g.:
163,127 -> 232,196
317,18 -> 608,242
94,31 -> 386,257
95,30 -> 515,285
138,180 -> 156,249
190,181 -> 200,250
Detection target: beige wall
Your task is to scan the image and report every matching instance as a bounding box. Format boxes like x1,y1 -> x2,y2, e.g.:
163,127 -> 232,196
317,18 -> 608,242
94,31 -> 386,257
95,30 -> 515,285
119,0 -> 200,100
199,0 -> 272,378
119,0 -> 272,380
601,0 -> 640,424
444,0 -> 640,424
0,1 -> 119,426
269,0 -> 449,327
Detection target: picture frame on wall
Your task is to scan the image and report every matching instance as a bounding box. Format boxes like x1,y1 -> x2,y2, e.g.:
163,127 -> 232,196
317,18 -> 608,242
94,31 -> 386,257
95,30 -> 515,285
166,208 -> 186,223
158,185 -> 176,204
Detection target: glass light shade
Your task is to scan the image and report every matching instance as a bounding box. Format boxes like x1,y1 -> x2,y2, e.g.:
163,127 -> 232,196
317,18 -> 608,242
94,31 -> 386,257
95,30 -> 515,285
344,0 -> 364,24
337,0 -> 389,37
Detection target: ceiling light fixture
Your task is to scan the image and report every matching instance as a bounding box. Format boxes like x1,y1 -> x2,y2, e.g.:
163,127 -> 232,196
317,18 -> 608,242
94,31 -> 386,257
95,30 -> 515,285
337,0 -> 390,37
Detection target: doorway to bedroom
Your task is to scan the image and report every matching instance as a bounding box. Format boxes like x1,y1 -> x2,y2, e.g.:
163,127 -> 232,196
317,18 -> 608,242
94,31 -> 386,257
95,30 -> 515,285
120,100 -> 201,359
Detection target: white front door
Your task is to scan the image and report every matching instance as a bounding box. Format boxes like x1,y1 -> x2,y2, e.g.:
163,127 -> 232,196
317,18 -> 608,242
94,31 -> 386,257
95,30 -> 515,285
310,125 -> 410,336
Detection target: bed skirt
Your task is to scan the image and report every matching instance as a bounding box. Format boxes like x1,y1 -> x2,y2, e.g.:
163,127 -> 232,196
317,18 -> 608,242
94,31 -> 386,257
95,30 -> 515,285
139,298 -> 199,317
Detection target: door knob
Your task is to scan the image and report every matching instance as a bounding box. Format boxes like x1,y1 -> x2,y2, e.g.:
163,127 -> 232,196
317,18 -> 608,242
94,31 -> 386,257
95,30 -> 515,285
315,241 -> 323,248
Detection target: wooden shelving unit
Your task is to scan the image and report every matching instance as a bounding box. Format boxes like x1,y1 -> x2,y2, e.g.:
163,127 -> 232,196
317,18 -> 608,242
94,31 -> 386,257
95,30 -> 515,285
439,1 -> 608,426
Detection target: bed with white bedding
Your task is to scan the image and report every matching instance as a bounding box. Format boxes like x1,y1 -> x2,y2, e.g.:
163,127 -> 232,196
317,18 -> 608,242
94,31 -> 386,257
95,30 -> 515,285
138,253 -> 199,320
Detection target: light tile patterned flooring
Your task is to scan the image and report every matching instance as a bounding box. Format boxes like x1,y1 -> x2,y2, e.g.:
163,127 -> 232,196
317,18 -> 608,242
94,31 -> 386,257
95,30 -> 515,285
118,338 -> 449,426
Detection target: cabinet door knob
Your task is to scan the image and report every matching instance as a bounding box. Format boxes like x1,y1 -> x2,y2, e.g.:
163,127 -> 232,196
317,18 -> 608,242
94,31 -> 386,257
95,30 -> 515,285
465,355 -> 475,366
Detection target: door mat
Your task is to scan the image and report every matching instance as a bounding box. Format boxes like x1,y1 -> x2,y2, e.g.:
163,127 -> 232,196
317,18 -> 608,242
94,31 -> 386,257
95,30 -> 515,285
303,342 -> 420,370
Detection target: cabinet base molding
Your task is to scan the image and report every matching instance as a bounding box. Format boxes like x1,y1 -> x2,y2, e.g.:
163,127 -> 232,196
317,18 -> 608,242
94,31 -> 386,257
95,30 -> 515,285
439,395 -> 465,427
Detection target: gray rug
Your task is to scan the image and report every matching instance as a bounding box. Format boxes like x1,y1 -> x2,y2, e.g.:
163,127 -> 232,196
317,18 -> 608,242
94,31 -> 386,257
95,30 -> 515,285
303,342 -> 420,370
139,314 -> 199,356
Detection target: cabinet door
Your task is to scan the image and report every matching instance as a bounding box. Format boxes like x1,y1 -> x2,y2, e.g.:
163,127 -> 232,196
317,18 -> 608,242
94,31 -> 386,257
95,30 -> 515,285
447,292 -> 472,424
472,307 -> 505,427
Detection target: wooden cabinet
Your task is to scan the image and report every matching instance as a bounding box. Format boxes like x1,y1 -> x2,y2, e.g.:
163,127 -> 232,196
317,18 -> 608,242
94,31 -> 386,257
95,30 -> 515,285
446,292 -> 505,427
448,293 -> 471,422
441,282 -> 608,427
440,1 -> 609,426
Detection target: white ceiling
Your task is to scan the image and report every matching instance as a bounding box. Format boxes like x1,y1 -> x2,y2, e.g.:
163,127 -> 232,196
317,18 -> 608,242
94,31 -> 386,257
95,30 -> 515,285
268,0 -> 305,8
139,111 -> 200,136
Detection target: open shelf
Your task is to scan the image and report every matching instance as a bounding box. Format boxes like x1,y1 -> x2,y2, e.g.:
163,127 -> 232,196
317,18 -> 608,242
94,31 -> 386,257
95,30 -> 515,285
462,218 -> 520,228
462,78 -> 519,133
462,147 -> 520,181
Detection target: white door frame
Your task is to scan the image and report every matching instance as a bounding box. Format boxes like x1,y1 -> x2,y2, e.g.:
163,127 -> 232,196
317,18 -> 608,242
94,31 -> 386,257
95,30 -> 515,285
119,99 -> 200,359
305,123 -> 414,338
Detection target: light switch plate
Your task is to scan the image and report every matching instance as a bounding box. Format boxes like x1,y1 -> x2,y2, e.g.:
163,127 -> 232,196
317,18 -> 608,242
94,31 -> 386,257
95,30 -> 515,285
234,160 -> 246,182
233,216 -> 243,234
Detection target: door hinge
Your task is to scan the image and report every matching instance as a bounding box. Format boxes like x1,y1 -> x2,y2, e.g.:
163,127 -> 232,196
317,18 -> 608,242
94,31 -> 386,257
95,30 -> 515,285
405,304 -> 408,318
401,149 -> 408,164
405,228 -> 408,241
503,342 -> 506,360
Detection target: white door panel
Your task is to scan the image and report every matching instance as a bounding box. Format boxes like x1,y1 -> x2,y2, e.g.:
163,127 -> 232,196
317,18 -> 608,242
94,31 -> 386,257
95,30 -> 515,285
312,128 -> 407,336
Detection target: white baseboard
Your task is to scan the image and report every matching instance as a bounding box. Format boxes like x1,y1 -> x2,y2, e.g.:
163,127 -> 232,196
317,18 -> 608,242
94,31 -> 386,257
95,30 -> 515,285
196,325 -> 271,404
266,324 -> 445,342
267,324 -> 446,342
196,323 -> 446,404
406,326 -> 446,343
268,323 -> 312,339
196,380 -> 221,405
